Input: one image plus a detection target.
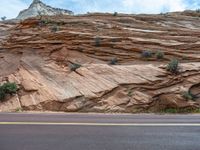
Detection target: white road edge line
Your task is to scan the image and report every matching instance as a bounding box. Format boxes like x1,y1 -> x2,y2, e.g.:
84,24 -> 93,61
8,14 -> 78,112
0,122 -> 200,126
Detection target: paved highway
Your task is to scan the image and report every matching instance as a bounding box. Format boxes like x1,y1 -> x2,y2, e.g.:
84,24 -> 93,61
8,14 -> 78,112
0,113 -> 200,150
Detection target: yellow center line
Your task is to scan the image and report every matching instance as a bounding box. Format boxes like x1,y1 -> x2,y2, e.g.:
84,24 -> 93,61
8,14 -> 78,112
0,122 -> 200,126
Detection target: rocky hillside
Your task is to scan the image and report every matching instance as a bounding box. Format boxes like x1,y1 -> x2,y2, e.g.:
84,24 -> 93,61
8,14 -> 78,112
0,11 -> 200,113
17,0 -> 73,20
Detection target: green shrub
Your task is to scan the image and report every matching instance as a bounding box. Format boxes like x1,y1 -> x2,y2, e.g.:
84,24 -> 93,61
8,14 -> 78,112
1,16 -> 6,21
196,9 -> 200,13
38,19 -> 49,27
69,63 -> 81,71
127,91 -> 132,97
51,25 -> 59,32
183,91 -> 196,101
0,87 -> 6,101
141,50 -> 153,58
2,82 -> 17,94
156,51 -> 164,59
163,108 -> 200,113
113,12 -> 118,16
109,58 -> 118,65
167,59 -> 179,74
0,82 -> 17,102
163,108 -> 178,113
94,37 -> 101,47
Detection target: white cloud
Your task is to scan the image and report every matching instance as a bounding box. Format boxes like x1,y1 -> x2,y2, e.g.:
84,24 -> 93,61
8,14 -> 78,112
122,0 -> 186,13
0,0 -> 28,19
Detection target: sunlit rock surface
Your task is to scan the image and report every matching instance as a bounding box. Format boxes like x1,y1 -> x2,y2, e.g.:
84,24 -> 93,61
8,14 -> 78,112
0,11 -> 200,112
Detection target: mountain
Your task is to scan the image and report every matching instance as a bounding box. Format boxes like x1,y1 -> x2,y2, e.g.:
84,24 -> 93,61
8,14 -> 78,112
16,0 -> 73,20
0,10 -> 200,112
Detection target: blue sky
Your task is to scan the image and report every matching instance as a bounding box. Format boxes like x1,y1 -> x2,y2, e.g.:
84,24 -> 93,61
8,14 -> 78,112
1,0 -> 200,19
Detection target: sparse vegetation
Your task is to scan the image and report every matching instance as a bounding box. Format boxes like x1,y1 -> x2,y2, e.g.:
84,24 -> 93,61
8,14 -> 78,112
196,9 -> 200,13
109,57 -> 118,65
2,82 -> 18,94
141,50 -> 153,58
183,91 -> 196,101
113,12 -> 118,16
15,107 -> 22,112
69,63 -> 82,71
163,108 -> 178,113
0,87 -> 6,101
155,51 -> 164,59
167,59 -> 179,74
193,109 -> 200,113
94,37 -> 101,47
162,108 -> 200,114
182,56 -> 188,60
128,91 -> 132,97
38,19 -> 49,27
0,82 -> 17,102
51,25 -> 59,32
1,16 -> 6,21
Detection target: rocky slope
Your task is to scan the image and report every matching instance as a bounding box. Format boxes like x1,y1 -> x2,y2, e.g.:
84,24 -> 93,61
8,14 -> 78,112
0,11 -> 200,113
17,0 -> 73,20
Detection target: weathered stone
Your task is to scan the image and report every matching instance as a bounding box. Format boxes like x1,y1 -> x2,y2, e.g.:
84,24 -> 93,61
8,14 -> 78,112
103,90 -> 129,106
0,95 -> 21,112
157,94 -> 199,110
0,10 -> 200,113
128,91 -> 151,106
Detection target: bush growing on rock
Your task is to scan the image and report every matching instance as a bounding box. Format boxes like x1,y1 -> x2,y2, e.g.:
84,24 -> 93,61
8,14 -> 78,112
163,108 -> 178,113
196,9 -> 200,13
0,82 -> 17,102
113,12 -> 118,16
167,59 -> 179,74
2,82 -> 17,94
141,50 -> 153,58
94,37 -> 101,47
156,51 -> 164,59
1,16 -> 6,21
69,63 -> 82,71
0,87 -> 6,101
38,19 -> 50,27
183,91 -> 196,101
51,25 -> 59,32
109,58 -> 118,65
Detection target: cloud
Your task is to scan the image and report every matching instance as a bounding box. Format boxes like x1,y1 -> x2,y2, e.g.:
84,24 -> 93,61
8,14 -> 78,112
48,0 -> 199,14
0,0 -> 28,19
122,0 -> 186,13
1,0 -> 200,19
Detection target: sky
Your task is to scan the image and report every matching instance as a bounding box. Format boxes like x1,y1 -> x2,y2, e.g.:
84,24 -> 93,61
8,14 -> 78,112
1,0 -> 200,19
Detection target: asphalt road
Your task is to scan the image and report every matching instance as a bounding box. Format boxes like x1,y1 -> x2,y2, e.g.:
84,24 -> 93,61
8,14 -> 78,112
0,113 -> 200,150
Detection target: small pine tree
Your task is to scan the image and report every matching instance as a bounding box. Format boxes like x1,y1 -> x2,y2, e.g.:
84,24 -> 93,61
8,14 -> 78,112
113,12 -> 118,16
141,50 -> 153,58
94,37 -> 101,47
183,91 -> 196,101
69,63 -> 81,71
0,82 -> 17,102
196,9 -> 200,13
51,25 -> 59,32
109,58 -> 118,65
1,16 -> 6,21
167,59 -> 179,74
156,51 -> 164,59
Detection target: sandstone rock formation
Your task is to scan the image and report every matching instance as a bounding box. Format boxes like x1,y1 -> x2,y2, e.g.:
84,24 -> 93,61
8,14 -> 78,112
16,0 -> 73,20
0,11 -> 200,112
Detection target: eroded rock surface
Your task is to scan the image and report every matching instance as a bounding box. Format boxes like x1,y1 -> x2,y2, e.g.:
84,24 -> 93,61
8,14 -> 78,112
0,12 -> 200,112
